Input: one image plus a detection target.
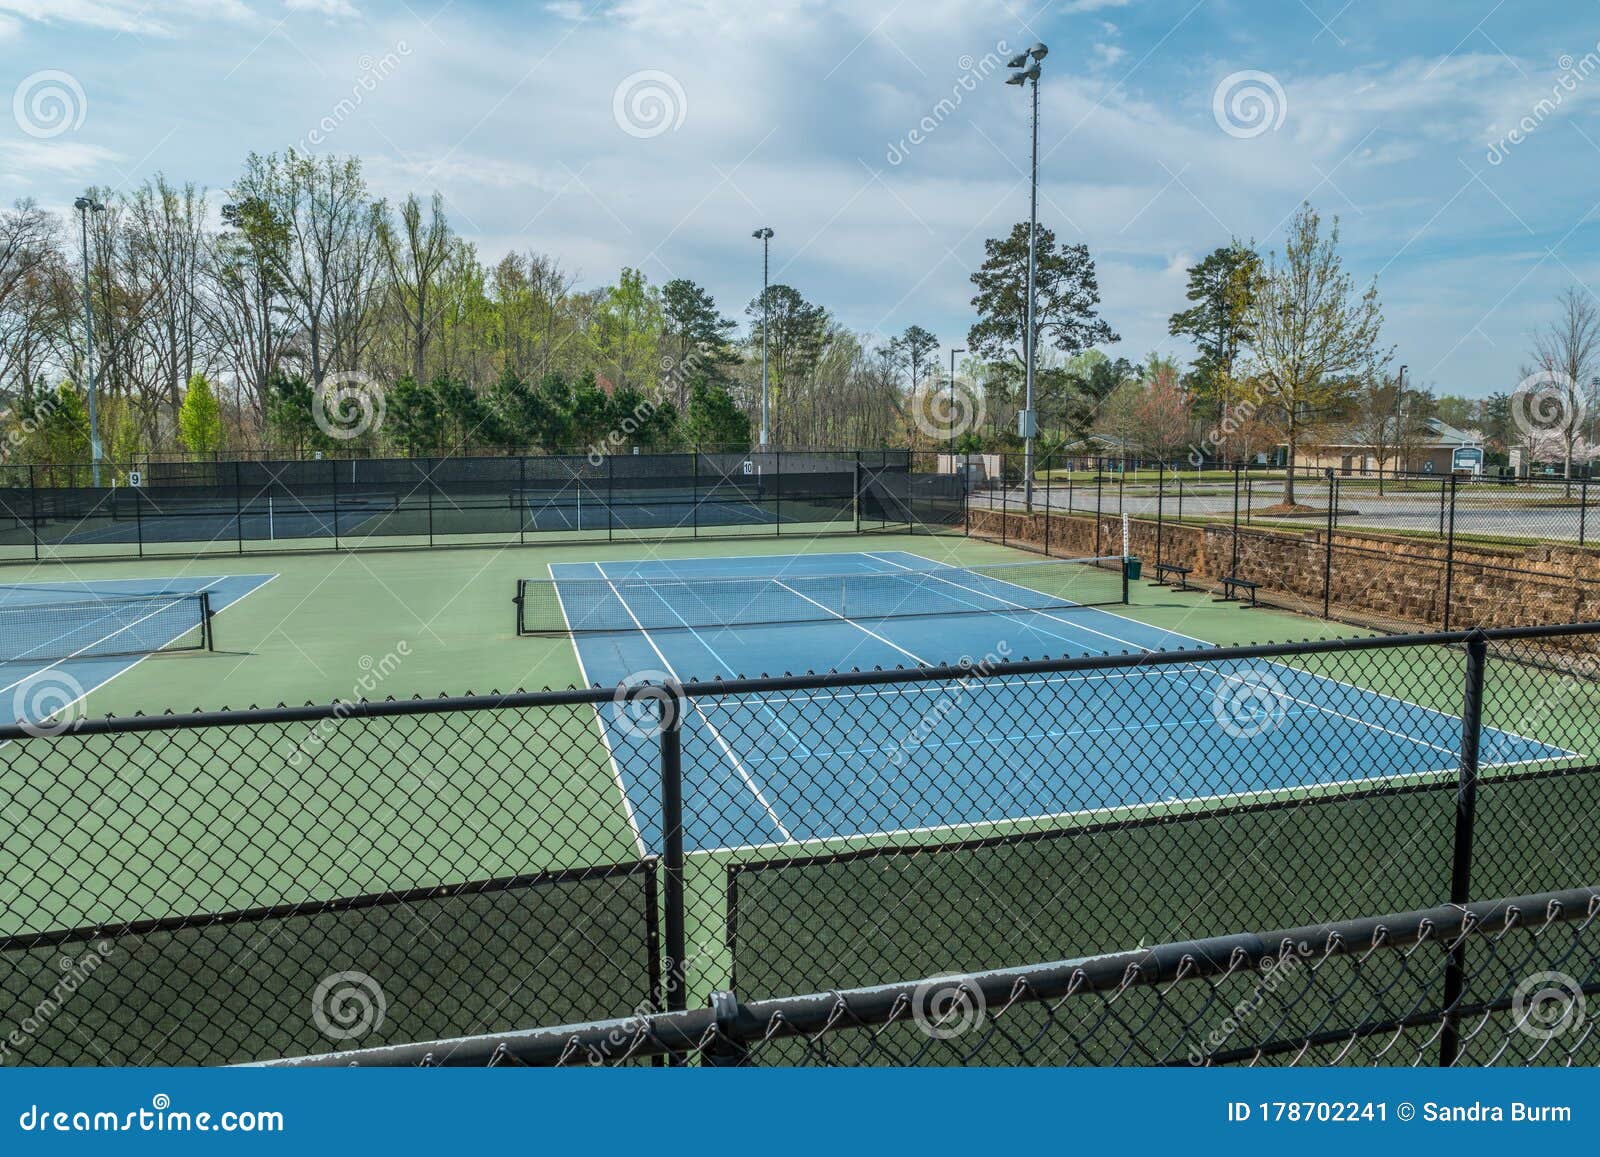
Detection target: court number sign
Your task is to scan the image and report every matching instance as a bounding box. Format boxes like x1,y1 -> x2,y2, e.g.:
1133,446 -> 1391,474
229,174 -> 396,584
128,470 -> 142,487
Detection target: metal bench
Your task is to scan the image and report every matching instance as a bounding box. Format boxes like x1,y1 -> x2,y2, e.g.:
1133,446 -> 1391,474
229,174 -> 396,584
1151,562 -> 1193,592
1217,575 -> 1261,607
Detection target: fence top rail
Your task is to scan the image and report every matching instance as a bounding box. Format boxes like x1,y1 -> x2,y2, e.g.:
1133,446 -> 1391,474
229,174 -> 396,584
5,620 -> 1600,742
261,885 -> 1600,1068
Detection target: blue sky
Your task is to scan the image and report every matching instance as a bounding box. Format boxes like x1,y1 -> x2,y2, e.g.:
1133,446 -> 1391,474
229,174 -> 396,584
1,0 -> 1596,397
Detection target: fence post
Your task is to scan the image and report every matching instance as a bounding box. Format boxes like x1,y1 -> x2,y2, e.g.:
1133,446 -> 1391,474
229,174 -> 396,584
660,684 -> 688,1023
27,465 -> 39,563
1155,461 -> 1164,569
1443,474 -> 1458,630
426,458 -> 435,547
1580,475 -> 1589,547
331,454 -> 341,552
1230,464 -> 1241,576
854,452 -> 862,534
519,456 -> 527,546
1095,470 -> 1103,557
1440,630 -> 1487,1067
773,448 -> 782,538
1323,471 -> 1335,619
235,461 -> 245,555
1001,453 -> 1008,546
1041,448 -> 1051,556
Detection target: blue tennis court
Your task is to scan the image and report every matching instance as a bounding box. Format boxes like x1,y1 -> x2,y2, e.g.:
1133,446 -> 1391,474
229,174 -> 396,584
552,550 -> 1570,854
1,573 -> 275,728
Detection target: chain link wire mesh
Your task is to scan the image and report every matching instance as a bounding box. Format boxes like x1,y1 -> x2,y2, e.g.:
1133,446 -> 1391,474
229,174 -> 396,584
2,622 -> 1598,1066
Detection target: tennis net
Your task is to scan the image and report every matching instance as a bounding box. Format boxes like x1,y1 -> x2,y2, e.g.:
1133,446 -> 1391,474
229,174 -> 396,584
0,592 -> 214,663
516,557 -> 1129,635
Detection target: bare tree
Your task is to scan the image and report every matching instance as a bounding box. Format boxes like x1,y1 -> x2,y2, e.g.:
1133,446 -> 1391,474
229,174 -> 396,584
1246,204 -> 1390,506
1528,287 -> 1600,492
378,192 -> 453,383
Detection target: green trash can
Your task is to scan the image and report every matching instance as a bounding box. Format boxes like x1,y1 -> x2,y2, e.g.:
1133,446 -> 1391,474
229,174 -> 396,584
1124,557 -> 1142,581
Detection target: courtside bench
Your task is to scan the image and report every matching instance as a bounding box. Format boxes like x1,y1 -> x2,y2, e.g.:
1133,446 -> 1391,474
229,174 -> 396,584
1217,575 -> 1260,607
1151,562 -> 1193,592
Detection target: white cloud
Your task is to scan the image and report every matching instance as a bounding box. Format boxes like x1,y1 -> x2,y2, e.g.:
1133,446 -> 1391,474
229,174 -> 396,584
0,138 -> 122,176
286,0 -> 361,19
0,0 -> 251,35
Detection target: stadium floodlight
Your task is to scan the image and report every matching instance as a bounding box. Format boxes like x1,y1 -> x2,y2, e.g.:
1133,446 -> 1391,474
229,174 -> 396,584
752,228 -> 774,447
1004,42 -> 1047,509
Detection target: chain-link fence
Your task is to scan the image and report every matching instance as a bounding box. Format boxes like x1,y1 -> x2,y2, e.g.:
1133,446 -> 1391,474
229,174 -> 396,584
273,885 -> 1600,1067
3,622 -> 1599,1065
968,457 -> 1600,633
0,450 -> 962,563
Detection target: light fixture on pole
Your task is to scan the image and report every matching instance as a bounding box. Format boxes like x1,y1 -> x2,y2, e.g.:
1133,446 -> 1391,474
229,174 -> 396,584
948,347 -> 965,465
1006,42 -> 1047,509
752,227 -> 774,448
73,194 -> 107,488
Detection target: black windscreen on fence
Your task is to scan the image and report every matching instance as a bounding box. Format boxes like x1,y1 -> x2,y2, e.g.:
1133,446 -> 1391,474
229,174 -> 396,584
0,862 -> 659,1067
0,450 -> 950,561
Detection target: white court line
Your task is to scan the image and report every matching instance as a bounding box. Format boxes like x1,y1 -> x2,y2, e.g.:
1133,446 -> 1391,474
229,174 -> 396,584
589,561 -> 793,842
771,578 -> 929,668
549,563 -> 646,859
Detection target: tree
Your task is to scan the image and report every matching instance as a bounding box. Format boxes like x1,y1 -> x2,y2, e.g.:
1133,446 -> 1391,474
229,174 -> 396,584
1132,356 -> 1193,462
684,379 -> 750,449
660,278 -> 737,409
431,375 -> 487,452
1092,380 -> 1143,460
968,222 -> 1118,371
590,267 -> 663,394
1168,240 -> 1258,433
745,284 -> 827,442
378,192 -> 453,383
388,375 -> 442,454
1527,287 -> 1600,491
893,324 -> 939,389
1245,204 -> 1390,506
177,372 -> 223,455
265,370 -> 322,453
1060,352 -> 1137,443
23,382 -> 92,464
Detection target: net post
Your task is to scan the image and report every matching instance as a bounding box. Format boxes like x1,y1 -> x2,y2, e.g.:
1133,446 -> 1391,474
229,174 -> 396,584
659,684 -> 688,1021
200,591 -> 215,652
513,579 -> 525,635
1440,629 -> 1487,1067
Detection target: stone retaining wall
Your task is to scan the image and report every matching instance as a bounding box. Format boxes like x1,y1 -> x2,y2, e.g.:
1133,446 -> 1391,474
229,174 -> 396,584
966,507 -> 1600,630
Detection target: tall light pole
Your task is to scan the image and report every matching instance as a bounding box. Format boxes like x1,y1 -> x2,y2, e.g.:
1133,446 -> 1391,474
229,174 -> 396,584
752,227 -> 774,448
1006,42 -> 1047,509
948,347 -> 965,465
73,195 -> 107,487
